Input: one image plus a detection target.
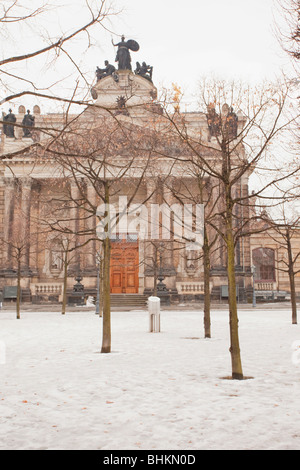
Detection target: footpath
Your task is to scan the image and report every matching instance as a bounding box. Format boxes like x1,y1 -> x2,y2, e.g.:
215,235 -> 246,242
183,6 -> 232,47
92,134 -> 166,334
0,301 -> 296,312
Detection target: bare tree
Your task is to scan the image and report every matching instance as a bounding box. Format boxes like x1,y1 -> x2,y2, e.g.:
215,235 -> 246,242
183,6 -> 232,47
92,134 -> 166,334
0,199 -> 40,319
163,171 -> 220,339
40,116 -> 156,353
262,205 -> 300,324
276,0 -> 300,63
0,0 -> 117,159
1,235 -> 28,319
42,234 -> 79,315
153,78 -> 299,379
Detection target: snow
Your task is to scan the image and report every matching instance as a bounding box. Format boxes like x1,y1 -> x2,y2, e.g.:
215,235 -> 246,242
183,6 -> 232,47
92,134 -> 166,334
0,307 -> 299,450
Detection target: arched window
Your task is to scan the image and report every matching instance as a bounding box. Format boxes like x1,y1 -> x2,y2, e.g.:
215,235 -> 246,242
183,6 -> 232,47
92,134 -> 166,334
252,248 -> 275,282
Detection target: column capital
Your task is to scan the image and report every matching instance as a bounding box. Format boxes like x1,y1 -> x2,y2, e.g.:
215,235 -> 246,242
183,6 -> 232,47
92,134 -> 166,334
1,176 -> 16,188
20,176 -> 33,189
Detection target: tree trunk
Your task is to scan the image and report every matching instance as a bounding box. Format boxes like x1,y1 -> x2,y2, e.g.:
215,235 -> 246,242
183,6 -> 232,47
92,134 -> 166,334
101,235 -> 111,353
99,256 -> 104,317
287,231 -> 297,324
153,260 -> 158,297
61,251 -> 68,315
101,183 -> 111,353
289,271 -> 297,325
16,257 -> 21,320
226,193 -> 243,380
203,226 -> 211,338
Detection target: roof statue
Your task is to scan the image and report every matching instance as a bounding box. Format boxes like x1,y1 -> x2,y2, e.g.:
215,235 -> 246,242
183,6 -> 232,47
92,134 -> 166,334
206,103 -> 221,140
206,103 -> 238,141
96,60 -> 117,82
134,62 -> 153,82
3,109 -> 16,138
22,109 -> 35,137
112,35 -> 140,71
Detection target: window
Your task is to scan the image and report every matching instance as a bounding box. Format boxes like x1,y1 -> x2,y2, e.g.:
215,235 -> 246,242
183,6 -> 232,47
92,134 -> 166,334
252,248 -> 275,282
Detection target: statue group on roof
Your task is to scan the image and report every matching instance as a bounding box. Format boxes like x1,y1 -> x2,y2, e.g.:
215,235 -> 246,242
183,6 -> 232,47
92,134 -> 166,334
2,108 -> 35,138
95,35 -> 153,83
135,61 -> 153,82
206,103 -> 238,141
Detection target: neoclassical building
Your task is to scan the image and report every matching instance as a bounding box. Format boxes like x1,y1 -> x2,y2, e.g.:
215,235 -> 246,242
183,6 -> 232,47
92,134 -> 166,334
0,56 -> 297,306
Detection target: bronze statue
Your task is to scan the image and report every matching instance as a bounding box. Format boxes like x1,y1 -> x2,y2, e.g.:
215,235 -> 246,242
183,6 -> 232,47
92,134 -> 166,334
225,107 -> 238,139
96,60 -> 116,81
206,104 -> 238,141
3,109 -> 16,138
112,35 -> 139,71
22,109 -> 35,137
206,104 -> 221,140
135,61 -> 153,82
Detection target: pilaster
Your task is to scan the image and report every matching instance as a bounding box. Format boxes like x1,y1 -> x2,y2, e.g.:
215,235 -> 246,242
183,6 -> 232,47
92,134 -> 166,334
69,182 -> 81,273
20,177 -> 32,270
0,177 -> 5,268
3,177 -> 16,267
85,183 -> 97,270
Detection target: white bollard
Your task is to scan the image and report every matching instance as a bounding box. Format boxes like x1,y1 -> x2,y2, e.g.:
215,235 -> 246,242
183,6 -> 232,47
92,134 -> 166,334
148,296 -> 160,332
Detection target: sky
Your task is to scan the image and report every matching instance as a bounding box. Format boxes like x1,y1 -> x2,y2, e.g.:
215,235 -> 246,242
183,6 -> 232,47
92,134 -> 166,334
109,0 -> 291,90
94,0 -> 294,109
0,0 -> 295,113
0,0 -> 298,209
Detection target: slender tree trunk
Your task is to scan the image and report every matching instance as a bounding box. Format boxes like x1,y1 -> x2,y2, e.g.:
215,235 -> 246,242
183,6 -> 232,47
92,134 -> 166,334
197,175 -> 211,338
101,235 -> 111,352
101,183 -> 111,353
153,259 -> 158,297
289,270 -> 297,325
99,256 -> 103,317
203,226 -> 211,338
61,251 -> 68,315
226,193 -> 243,380
287,231 -> 297,324
16,256 -> 21,320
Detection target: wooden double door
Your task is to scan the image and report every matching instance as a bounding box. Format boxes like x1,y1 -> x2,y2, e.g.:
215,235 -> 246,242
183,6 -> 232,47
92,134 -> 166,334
110,235 -> 139,294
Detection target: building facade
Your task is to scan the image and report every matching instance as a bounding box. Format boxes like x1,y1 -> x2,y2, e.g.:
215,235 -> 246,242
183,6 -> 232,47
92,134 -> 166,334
0,68 -> 297,305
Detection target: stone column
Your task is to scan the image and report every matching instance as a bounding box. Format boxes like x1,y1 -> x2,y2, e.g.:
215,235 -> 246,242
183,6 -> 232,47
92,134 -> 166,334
162,181 -> 177,291
143,178 -> 157,291
69,182 -> 81,273
3,177 -> 16,267
30,181 -> 40,276
0,179 -> 4,268
20,177 -> 32,270
162,181 -> 175,268
85,184 -> 97,269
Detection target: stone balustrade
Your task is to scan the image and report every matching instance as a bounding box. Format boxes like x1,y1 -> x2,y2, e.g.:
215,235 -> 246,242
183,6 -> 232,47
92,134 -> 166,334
177,282 -> 212,294
33,283 -> 63,296
255,282 -> 276,291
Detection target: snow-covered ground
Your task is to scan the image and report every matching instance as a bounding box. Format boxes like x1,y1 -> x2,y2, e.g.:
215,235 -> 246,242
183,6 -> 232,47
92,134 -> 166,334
0,307 -> 299,450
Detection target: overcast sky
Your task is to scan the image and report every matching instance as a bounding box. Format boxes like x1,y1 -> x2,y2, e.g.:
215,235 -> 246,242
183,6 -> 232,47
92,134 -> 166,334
103,0 -> 292,104
1,0 -> 297,202
0,0 -> 294,112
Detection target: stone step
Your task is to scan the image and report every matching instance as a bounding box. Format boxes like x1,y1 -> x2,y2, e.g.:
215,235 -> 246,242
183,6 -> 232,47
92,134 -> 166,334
110,294 -> 148,307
